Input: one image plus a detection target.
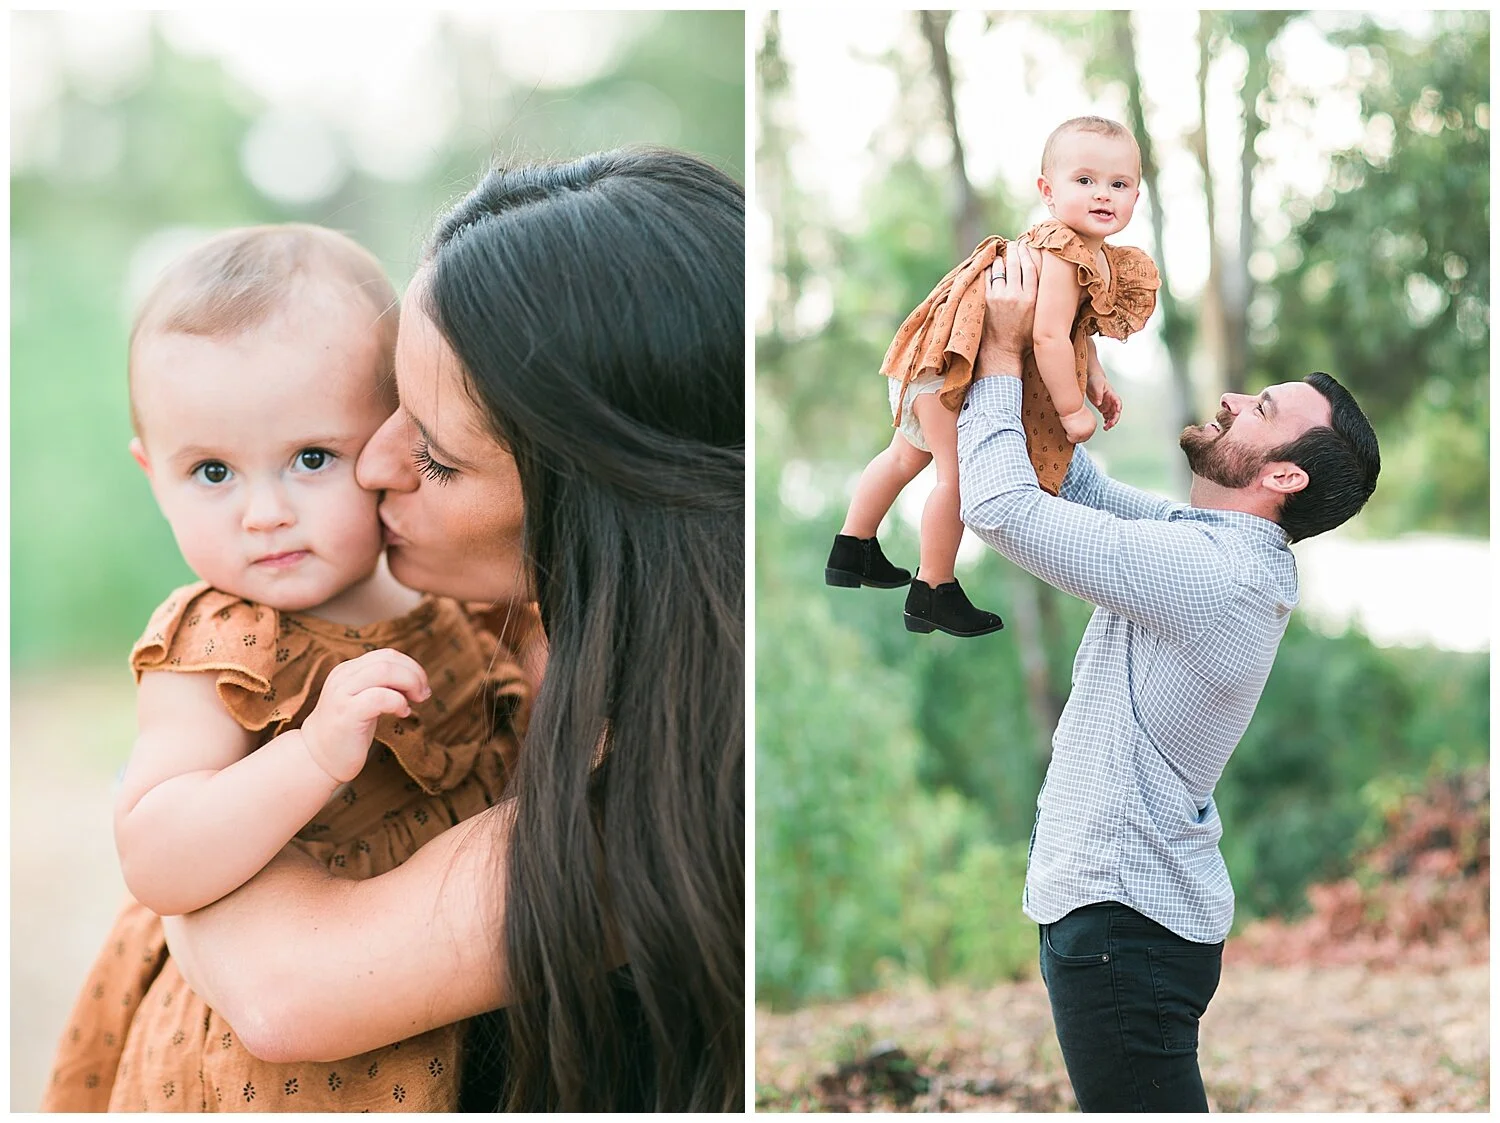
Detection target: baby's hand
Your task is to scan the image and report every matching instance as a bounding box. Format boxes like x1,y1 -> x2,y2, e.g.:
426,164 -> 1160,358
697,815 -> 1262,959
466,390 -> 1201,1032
1059,404 -> 1097,444
299,649 -> 430,783
1087,373 -> 1123,431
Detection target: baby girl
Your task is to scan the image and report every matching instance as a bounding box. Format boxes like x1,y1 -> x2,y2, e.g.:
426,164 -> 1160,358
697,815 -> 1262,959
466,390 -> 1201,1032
827,116 -> 1160,636
43,224 -> 527,1112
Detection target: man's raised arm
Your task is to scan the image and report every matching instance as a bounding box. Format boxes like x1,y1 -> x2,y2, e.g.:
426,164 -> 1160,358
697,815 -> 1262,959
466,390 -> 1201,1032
1059,446 -> 1174,522
958,242 -> 1232,645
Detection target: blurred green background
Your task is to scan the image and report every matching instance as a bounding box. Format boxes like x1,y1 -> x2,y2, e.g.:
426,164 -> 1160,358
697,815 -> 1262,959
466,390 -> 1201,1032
10,10 -> 743,1110
13,9 -> 745,668
755,10 -> 1488,1009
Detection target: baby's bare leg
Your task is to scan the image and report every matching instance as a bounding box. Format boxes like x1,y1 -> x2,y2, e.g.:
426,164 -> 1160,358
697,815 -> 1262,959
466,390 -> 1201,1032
911,393 -> 962,586
841,431 -> 933,539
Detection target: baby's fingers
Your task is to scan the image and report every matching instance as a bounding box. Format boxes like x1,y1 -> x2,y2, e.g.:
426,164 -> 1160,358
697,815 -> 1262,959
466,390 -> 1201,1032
327,649 -> 431,703
349,685 -> 417,723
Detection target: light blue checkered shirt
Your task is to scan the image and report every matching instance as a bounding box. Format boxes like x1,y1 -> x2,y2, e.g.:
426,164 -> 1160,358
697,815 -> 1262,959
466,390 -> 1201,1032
957,376 -> 1298,943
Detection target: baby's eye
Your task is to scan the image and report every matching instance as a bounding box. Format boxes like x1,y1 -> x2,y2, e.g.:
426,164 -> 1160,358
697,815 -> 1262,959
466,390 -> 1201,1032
193,461 -> 231,485
1112,180 -> 1128,189
1077,176 -> 1093,185
295,449 -> 333,472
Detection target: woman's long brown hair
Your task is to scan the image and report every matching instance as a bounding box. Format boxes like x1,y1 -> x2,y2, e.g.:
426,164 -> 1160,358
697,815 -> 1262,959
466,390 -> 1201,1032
424,148 -> 744,1111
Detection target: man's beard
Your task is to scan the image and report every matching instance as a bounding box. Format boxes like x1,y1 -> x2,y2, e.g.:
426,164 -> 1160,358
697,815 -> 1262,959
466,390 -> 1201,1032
1178,409 -> 1266,489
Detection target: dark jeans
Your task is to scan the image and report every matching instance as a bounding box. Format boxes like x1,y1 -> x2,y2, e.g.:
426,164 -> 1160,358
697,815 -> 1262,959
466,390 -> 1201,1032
1038,902 -> 1223,1112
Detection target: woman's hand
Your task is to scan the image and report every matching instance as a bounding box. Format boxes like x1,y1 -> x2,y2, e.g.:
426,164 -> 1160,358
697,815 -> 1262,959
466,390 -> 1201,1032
299,649 -> 431,782
976,238 -> 1042,378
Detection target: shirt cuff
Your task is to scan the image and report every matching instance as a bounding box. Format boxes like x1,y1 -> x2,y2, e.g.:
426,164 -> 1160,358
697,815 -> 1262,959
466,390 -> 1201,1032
962,375 -> 1023,418
1058,447 -> 1093,499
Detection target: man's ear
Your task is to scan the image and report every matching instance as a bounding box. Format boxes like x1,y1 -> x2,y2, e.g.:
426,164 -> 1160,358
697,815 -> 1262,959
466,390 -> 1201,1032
1259,460 -> 1309,498
129,437 -> 152,480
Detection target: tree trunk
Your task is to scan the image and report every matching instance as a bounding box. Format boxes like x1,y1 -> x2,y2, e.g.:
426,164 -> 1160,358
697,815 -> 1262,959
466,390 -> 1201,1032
1108,11 -> 1196,495
1224,12 -> 1290,395
1191,13 -> 1228,402
920,9 -> 1064,761
919,11 -> 986,255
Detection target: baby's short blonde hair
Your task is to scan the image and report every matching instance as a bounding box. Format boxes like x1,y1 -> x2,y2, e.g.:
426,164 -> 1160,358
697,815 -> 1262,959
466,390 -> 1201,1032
1040,116 -> 1140,176
128,224 -> 399,434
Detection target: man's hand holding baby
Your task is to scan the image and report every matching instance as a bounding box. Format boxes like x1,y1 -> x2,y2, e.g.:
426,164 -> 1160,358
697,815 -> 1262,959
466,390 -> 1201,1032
975,238 -> 1042,380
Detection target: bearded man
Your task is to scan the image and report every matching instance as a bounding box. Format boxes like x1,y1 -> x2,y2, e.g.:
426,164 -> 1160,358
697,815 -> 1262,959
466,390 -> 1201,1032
957,239 -> 1380,1112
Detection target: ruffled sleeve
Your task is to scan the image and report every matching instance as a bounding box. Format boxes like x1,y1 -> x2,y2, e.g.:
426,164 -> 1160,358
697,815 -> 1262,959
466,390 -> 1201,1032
1026,219 -> 1099,280
130,586 -> 531,795
1025,221 -> 1161,342
131,582 -> 337,733
1087,244 -> 1161,341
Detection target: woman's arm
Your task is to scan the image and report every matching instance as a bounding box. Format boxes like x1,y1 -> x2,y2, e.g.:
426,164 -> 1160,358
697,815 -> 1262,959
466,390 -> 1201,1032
162,801 -> 511,1063
1031,253 -> 1089,433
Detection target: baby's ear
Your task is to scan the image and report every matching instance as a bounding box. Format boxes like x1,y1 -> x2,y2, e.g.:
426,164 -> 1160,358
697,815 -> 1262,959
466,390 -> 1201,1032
129,437 -> 152,479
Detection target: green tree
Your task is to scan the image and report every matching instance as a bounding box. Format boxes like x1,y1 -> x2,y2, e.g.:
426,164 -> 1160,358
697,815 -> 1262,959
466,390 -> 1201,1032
1253,12 -> 1489,534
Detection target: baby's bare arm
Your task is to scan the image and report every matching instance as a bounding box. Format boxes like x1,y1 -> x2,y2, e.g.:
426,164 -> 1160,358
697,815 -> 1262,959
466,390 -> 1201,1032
114,671 -> 344,917
1031,254 -> 1086,417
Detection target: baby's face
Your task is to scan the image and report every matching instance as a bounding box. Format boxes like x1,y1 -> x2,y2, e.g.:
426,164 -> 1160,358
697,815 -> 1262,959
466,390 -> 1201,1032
131,288 -> 394,615
1039,131 -> 1141,242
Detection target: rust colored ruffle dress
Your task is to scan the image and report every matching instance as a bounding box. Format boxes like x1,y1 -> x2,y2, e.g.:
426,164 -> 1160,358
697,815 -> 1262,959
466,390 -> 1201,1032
881,218 -> 1160,494
41,582 -> 531,1113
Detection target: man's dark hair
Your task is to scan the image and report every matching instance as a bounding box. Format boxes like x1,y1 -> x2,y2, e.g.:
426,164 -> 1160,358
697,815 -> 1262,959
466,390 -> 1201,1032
1268,372 -> 1380,542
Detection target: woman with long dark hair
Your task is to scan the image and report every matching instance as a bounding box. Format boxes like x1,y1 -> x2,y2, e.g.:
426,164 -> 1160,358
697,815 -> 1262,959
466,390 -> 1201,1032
161,147 -> 744,1112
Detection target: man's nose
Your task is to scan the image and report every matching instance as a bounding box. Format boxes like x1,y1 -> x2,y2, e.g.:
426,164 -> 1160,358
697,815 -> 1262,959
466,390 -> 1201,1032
1221,392 -> 1252,415
356,409 -> 418,494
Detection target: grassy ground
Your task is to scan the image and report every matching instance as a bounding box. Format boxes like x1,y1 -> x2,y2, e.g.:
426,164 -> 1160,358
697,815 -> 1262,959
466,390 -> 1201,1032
756,959 -> 1489,1112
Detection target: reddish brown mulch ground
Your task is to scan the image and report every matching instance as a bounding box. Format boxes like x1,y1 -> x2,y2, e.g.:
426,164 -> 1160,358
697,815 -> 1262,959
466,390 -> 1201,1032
757,958 -> 1489,1112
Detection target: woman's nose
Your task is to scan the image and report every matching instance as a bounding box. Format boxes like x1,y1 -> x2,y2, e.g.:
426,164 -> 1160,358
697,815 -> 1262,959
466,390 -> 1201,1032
356,409 -> 418,493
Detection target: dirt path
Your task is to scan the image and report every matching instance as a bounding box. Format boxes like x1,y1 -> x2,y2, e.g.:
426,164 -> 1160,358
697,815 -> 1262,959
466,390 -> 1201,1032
757,961 -> 1489,1112
12,667 -> 136,1112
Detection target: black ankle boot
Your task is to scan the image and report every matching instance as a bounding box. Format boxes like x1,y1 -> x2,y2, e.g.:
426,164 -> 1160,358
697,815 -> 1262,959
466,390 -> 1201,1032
903,578 -> 1004,637
825,534 -> 912,589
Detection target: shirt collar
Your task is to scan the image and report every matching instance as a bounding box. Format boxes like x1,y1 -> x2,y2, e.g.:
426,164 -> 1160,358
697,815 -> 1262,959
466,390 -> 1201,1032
1175,503 -> 1292,548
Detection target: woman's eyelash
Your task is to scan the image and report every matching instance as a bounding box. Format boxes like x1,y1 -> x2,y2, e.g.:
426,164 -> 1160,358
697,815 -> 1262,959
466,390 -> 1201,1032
412,440 -> 456,485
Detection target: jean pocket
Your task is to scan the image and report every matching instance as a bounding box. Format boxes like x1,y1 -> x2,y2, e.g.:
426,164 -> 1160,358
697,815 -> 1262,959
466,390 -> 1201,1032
1147,943 -> 1223,1054
1042,906 -> 1113,967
